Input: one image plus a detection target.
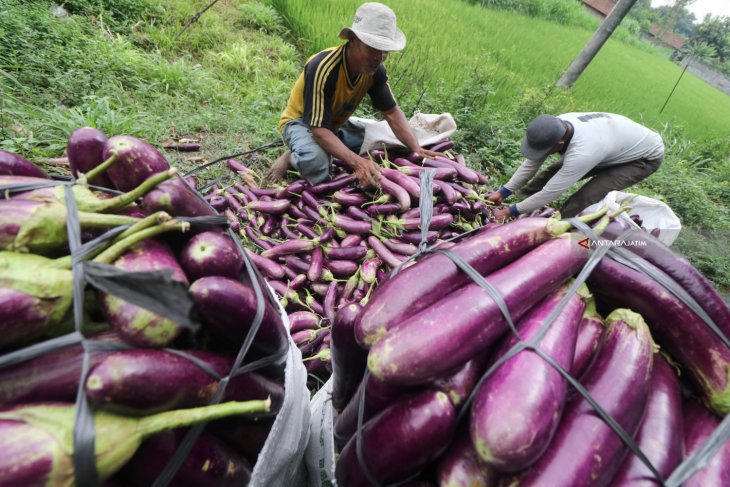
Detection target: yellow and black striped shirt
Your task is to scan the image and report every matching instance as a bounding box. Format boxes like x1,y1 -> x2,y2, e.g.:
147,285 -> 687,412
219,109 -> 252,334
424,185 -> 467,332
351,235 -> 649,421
278,44 -> 397,132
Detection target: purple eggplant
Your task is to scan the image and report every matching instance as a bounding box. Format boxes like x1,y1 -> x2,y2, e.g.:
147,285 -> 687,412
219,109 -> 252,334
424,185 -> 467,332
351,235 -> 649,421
367,235 -> 405,268
246,198 -> 291,215
276,179 -> 308,199
571,296 -> 605,379
0,150 -> 47,178
324,258 -> 359,278
310,173 -> 356,194
382,238 -> 418,256
120,429 -> 251,486
189,276 -> 288,356
437,428 -> 500,487
335,390 -> 456,486
331,303 -> 368,411
260,238 -> 315,259
604,218 -> 730,342
179,231 -> 243,281
511,309 -> 655,487
357,214 -> 601,348
0,331 -> 122,405
244,248 -> 285,280
609,354 -> 683,487
367,233 -> 594,385
103,135 -> 171,192
325,245 -> 368,261
307,246 -> 324,282
142,176 -> 216,217
288,310 -> 321,333
432,354 -> 489,408
379,174 -> 412,211
588,256 -> 730,415
682,398 -> 730,486
0,400 -> 269,486
85,349 -> 284,414
424,156 -> 480,184
66,126 -> 113,187
0,219 -> 188,349
381,168 -> 421,199
334,190 -> 368,207
100,237 -> 189,347
334,373 -> 413,448
470,282 -> 589,471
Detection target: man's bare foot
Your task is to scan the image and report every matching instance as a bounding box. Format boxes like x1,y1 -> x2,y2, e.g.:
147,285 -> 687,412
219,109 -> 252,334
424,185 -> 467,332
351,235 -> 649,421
265,151 -> 292,185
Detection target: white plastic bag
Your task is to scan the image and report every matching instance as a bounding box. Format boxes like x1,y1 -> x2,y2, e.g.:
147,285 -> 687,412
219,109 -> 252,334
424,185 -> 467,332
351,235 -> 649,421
305,377 -> 337,486
249,285 -> 311,487
349,112 -> 457,155
582,191 -> 682,246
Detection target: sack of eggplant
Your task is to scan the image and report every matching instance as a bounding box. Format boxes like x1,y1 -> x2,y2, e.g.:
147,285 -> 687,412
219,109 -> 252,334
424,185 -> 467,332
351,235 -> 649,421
0,129 -> 309,486
208,141 -> 539,392
327,203 -> 730,486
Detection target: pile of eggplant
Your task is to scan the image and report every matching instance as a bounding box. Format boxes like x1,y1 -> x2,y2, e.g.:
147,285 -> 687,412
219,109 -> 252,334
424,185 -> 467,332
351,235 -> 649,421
331,209 -> 730,486
0,129 -> 290,486
205,142 -> 507,389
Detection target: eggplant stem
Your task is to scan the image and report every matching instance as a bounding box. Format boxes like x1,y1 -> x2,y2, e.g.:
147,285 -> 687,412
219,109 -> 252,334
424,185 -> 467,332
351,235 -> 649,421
78,151 -> 119,184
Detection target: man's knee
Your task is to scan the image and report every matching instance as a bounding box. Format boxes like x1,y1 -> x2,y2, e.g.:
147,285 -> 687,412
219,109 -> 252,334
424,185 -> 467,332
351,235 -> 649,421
292,146 -> 331,184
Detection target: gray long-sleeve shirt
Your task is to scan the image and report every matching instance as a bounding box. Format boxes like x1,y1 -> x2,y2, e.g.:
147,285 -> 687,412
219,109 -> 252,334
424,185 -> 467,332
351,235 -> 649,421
505,112 -> 664,214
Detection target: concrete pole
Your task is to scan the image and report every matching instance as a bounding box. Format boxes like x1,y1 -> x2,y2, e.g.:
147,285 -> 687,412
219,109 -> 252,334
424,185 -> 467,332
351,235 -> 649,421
556,0 -> 640,89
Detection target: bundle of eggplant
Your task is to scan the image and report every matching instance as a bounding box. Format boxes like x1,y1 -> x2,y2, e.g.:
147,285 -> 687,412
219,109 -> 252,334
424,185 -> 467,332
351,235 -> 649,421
0,129 -> 291,486
205,142 -> 507,389
330,209 -> 730,486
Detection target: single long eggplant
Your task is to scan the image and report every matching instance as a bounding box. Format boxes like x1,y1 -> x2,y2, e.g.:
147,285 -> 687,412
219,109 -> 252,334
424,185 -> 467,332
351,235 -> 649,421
259,238 -> 315,259
609,354 -> 683,487
682,398 -> 730,486
379,174 -> 412,211
571,295 -> 605,379
437,428 -> 500,487
85,349 -> 284,414
142,176 -> 216,217
120,429 -> 251,486
103,135 -> 171,192
331,303 -> 368,411
510,309 -> 655,487
0,331 -> 122,406
100,237 -> 189,347
66,127 -> 113,187
0,400 -> 269,486
588,255 -> 730,415
179,231 -> 243,281
335,390 -> 456,486
189,276 -> 288,357
356,216 -> 598,347
367,234 -> 592,385
0,150 -> 47,178
471,282 -> 589,472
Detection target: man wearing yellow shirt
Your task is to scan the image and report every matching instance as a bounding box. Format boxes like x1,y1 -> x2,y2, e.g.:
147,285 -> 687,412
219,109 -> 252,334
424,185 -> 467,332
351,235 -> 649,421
268,2 -> 440,187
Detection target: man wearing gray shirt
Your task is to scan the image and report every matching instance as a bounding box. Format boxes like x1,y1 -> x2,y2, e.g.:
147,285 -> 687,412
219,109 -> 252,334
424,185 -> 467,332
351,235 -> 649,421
489,112 -> 665,219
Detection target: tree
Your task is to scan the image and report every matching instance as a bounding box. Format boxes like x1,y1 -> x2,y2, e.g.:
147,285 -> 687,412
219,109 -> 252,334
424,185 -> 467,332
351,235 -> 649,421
690,16 -> 730,63
654,1 -> 696,39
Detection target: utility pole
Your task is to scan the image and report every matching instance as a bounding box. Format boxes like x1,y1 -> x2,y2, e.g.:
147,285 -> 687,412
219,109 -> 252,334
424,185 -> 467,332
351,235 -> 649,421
556,0 -> 640,88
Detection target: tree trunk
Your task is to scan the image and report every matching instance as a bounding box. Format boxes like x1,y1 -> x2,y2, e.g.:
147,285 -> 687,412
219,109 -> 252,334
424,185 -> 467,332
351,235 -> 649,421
556,0 -> 640,89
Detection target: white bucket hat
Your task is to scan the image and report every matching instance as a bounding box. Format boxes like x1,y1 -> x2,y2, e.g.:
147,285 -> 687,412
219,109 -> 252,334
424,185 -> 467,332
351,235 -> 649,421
338,2 -> 406,52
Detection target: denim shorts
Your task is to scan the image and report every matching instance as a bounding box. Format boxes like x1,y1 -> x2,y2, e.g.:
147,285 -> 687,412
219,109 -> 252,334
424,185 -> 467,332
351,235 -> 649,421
282,118 -> 364,184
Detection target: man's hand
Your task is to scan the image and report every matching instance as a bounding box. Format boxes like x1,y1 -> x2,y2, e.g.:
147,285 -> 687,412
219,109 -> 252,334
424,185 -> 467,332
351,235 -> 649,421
486,191 -> 504,205
353,157 -> 381,189
414,147 -> 443,160
492,207 -> 513,222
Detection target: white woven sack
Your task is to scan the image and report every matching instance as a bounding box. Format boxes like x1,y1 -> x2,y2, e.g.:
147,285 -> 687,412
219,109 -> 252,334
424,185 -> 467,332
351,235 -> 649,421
350,112 -> 457,155
305,377 -> 337,486
248,284 -> 311,487
582,191 -> 682,246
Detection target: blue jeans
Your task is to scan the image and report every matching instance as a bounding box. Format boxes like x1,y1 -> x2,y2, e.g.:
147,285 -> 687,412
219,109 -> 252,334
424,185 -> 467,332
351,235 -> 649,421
282,119 -> 364,184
